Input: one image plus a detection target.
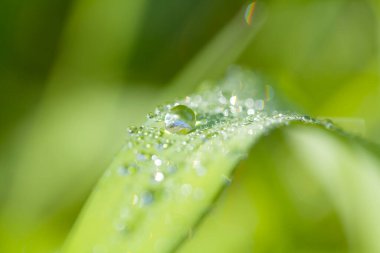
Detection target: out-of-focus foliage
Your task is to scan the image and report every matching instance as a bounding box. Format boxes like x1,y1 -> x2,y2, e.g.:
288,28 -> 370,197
0,0 -> 379,252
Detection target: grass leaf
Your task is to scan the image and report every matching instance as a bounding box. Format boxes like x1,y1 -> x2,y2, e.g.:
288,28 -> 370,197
63,68 -> 380,253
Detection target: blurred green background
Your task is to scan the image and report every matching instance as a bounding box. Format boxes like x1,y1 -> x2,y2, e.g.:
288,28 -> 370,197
0,0 -> 379,252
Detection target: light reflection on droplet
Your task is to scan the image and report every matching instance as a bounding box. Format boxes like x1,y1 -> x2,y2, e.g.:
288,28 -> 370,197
154,159 -> 162,166
247,108 -> 255,115
153,171 -> 165,182
244,1 -> 256,25
132,194 -> 139,206
229,96 -> 237,106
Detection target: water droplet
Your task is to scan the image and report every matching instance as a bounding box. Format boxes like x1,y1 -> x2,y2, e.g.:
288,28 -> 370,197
147,112 -> 155,119
127,126 -> 138,135
165,105 -> 196,134
247,108 -> 255,115
218,94 -> 227,104
167,165 -> 178,174
141,191 -> 155,206
153,171 -> 165,183
245,98 -> 255,108
222,175 -> 232,186
117,164 -> 138,176
151,155 -> 163,166
114,220 -> 127,232
301,115 -> 312,121
136,153 -> 147,161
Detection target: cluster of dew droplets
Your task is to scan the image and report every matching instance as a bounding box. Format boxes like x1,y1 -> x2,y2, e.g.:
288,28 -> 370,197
103,67 -> 325,250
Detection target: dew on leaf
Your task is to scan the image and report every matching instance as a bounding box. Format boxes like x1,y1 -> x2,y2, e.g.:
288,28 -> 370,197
167,165 -> 178,174
141,191 -> 155,206
114,219 -> 127,232
117,164 -> 138,176
165,105 -> 196,134
136,153 -> 147,161
245,98 -> 254,108
247,108 -> 255,115
229,95 -> 237,105
222,175 -> 232,186
152,171 -> 165,183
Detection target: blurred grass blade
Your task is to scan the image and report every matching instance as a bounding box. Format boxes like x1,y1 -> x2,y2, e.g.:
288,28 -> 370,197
62,68 -> 380,252
163,1 -> 266,100
0,0 -> 148,252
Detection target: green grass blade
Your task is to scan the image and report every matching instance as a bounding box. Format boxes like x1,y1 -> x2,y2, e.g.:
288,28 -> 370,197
63,68 -> 380,253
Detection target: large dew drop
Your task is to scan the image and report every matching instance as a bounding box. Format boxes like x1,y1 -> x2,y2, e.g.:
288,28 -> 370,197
165,105 -> 196,134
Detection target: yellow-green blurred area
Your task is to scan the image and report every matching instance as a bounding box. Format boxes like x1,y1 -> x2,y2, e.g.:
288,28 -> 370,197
0,0 -> 379,252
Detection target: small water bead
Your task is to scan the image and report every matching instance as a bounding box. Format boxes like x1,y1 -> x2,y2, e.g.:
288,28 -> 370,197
222,175 -> 232,186
165,105 -> 196,134
229,95 -> 237,105
245,98 -> 254,108
117,164 -> 138,176
114,219 -> 127,232
218,95 -> 227,104
151,155 -> 163,166
140,191 -> 155,206
136,153 -> 147,161
167,165 -> 178,174
127,126 -> 138,134
153,171 -> 165,183
247,108 -> 255,115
